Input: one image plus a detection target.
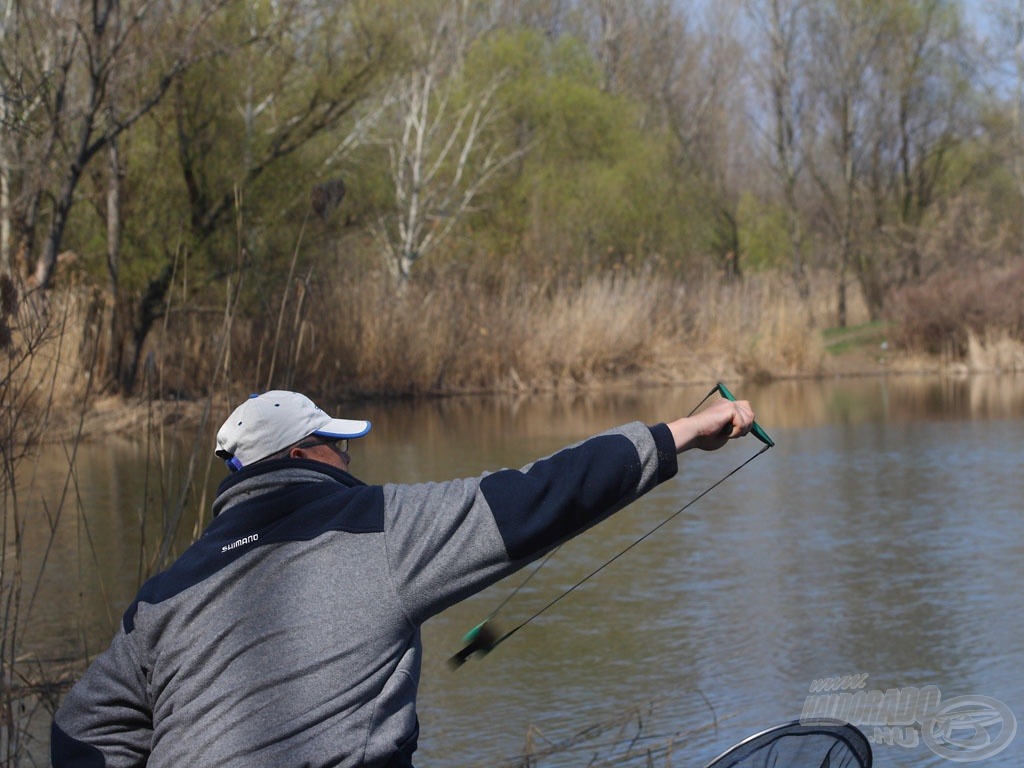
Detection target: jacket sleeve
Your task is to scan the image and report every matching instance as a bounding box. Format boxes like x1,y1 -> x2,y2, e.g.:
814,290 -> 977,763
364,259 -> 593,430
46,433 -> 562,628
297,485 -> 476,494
52,626 -> 152,767
382,421 -> 678,622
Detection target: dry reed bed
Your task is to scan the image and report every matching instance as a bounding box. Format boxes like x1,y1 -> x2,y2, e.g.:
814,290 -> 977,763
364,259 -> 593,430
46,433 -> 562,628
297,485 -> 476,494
216,267 -> 832,396
13,265 -> 1024,421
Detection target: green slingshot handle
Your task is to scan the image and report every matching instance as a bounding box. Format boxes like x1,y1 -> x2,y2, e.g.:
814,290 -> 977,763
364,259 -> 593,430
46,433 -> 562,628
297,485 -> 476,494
448,619 -> 502,669
715,381 -> 775,448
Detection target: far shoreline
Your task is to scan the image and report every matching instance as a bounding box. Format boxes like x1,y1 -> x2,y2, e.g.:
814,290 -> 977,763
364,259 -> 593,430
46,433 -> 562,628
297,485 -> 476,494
48,352 -> 1014,444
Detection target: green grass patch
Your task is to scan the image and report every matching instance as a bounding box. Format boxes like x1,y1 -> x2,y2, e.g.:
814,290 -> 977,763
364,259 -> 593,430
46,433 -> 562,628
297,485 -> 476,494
822,321 -> 890,356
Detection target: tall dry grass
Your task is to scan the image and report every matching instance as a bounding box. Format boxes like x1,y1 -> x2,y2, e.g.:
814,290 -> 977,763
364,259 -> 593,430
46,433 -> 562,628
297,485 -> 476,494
966,330 -> 1024,372
686,274 -> 830,381
1,275 -> 237,765
1,279 -> 91,764
333,266 -> 689,393
35,261 -> 838,410
188,261 -> 829,398
11,290 -> 95,411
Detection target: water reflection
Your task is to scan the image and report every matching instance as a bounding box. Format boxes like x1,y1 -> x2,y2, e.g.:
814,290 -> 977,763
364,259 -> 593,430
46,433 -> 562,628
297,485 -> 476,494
7,373 -> 1023,767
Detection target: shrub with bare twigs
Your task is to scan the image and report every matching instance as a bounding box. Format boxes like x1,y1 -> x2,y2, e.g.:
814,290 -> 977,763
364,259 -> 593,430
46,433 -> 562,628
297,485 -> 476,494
886,264 -> 1024,362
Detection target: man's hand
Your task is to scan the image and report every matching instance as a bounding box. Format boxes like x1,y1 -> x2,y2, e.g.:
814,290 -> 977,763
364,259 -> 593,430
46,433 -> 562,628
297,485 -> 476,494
667,398 -> 755,453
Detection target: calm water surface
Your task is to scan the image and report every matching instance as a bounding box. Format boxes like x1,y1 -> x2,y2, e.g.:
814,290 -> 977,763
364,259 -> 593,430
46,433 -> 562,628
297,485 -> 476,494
10,375 -> 1024,766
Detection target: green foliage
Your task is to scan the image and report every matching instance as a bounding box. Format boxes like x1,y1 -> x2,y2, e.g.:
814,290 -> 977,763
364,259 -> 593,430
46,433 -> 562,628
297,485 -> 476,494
144,0 -> 394,293
738,195 -> 790,272
460,29 -> 692,270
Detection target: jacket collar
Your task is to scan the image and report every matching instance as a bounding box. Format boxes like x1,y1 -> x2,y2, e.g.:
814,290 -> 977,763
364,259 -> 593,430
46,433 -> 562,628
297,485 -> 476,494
212,458 -> 366,518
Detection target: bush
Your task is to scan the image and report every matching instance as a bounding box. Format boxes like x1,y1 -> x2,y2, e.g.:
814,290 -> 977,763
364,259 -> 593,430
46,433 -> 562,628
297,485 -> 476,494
887,264 -> 1024,357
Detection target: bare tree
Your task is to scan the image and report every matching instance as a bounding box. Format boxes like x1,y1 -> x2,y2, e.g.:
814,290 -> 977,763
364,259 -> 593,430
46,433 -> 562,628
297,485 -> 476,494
577,0 -> 682,132
4,0 -> 237,395
804,0 -> 975,325
0,0 -> 52,278
747,0 -> 812,297
372,2 -> 527,283
590,0 -> 628,93
868,1 -> 972,292
3,0 -> 232,291
660,2 -> 750,279
805,0 -> 888,326
984,0 -> 1024,256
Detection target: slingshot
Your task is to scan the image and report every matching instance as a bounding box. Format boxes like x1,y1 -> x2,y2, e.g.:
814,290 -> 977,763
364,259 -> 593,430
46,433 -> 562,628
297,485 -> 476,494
449,382 -> 774,668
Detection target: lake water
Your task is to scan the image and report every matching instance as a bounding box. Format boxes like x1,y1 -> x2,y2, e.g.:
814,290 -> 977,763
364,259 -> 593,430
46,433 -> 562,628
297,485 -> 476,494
7,375 -> 1023,766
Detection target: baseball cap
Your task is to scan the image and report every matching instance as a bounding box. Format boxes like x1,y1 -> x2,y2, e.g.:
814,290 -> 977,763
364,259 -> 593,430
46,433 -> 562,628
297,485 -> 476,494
215,390 -> 371,471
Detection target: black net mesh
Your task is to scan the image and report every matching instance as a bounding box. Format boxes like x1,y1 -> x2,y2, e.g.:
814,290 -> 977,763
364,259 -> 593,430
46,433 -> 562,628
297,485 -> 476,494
702,720 -> 872,768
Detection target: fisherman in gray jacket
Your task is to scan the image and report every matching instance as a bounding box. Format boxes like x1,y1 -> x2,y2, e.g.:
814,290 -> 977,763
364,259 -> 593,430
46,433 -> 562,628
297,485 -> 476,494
52,389 -> 755,767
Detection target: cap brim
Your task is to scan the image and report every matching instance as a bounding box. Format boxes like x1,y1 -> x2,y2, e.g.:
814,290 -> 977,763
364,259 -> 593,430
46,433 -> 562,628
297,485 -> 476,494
312,418 -> 371,439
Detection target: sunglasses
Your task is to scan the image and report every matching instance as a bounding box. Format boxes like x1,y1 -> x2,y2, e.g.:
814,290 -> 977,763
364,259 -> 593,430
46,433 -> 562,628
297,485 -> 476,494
296,437 -> 350,456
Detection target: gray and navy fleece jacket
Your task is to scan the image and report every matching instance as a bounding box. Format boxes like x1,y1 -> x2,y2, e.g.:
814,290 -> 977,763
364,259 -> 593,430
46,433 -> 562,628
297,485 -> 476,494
52,421 -> 678,768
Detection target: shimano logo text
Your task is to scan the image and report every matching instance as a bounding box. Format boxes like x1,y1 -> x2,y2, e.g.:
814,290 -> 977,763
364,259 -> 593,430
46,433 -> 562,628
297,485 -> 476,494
222,533 -> 259,553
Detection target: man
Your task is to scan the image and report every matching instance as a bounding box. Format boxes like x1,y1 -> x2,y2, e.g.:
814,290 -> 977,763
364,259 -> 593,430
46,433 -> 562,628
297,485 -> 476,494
52,389 -> 755,767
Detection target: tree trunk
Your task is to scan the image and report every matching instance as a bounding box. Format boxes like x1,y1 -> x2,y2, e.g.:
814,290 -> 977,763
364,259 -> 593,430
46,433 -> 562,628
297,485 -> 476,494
105,136 -> 126,390
836,273 -> 847,329
837,238 -> 849,328
120,264 -> 174,395
32,139 -> 87,289
0,144 -> 10,276
855,250 -> 886,321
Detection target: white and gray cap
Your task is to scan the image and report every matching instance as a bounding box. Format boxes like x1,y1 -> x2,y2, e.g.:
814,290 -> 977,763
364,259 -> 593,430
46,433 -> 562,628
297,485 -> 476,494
215,390 -> 371,471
